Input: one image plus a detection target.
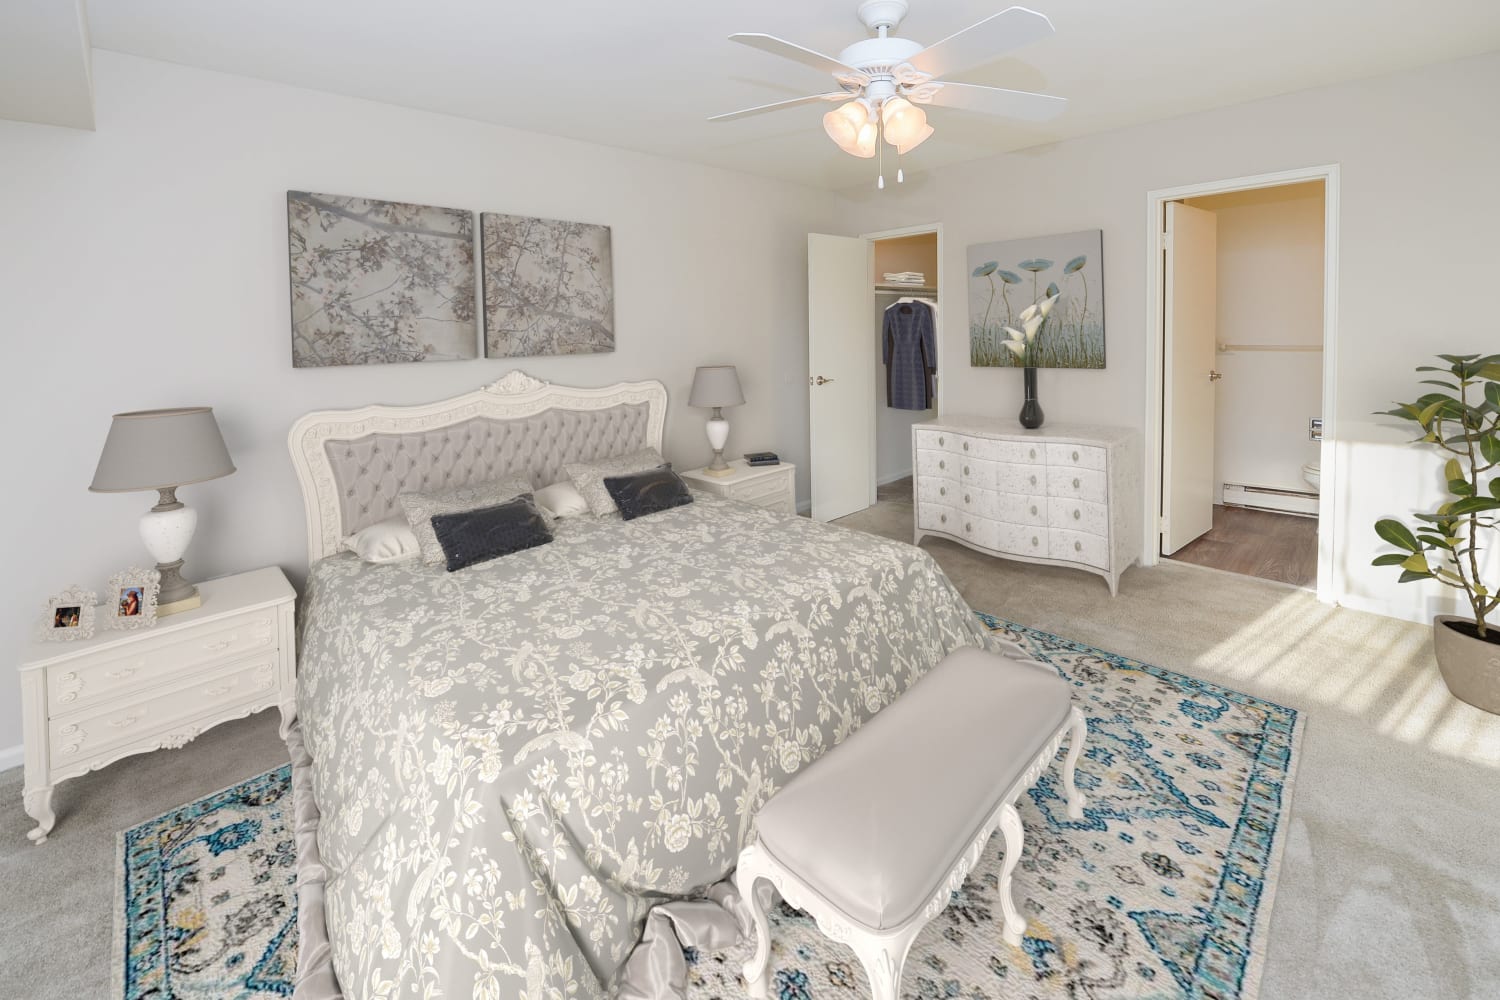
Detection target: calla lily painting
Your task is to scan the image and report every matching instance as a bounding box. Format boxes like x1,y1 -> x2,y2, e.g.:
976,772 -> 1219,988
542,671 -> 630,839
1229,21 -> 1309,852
967,229 -> 1104,368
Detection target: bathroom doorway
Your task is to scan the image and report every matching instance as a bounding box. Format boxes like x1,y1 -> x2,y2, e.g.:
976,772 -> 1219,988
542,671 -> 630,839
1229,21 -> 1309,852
1145,168 -> 1339,592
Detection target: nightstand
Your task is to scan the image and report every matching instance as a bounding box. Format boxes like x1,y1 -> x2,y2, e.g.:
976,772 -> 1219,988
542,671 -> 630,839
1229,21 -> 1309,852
679,460 -> 798,515
17,566 -> 296,844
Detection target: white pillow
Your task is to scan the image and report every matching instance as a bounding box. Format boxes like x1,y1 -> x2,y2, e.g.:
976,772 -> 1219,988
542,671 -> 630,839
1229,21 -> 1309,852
534,481 -> 591,519
341,516 -> 421,565
564,448 -> 668,516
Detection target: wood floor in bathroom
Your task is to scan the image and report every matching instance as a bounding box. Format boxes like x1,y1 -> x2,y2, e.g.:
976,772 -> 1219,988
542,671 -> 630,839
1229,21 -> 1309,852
1166,504 -> 1318,588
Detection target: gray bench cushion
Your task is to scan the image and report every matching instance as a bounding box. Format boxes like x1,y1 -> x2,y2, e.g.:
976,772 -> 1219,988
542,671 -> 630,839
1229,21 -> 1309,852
752,647 -> 1072,931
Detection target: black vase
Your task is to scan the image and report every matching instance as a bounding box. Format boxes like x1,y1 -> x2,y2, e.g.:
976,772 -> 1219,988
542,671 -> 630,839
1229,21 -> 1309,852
1019,366 -> 1045,429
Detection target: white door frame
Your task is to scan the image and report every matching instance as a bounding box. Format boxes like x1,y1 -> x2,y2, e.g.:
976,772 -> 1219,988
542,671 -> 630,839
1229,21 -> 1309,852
859,221 -> 944,506
1142,164 -> 1341,602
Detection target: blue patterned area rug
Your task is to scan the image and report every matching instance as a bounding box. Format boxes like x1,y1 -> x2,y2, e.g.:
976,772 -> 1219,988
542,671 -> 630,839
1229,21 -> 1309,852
686,615 -> 1303,1000
113,615 -> 1300,1000
115,764 -> 297,999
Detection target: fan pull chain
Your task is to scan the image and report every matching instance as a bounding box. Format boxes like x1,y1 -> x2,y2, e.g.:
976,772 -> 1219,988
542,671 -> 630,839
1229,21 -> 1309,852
897,146 -> 904,184
876,113 -> 885,190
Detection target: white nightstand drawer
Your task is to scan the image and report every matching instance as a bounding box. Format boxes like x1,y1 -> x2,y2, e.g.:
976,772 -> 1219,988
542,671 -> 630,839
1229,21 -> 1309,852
47,607 -> 279,715
49,652 -> 279,767
730,474 -> 792,505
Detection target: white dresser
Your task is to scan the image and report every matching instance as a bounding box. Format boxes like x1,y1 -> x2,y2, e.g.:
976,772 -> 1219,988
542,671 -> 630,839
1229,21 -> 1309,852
912,418 -> 1141,594
17,567 -> 296,844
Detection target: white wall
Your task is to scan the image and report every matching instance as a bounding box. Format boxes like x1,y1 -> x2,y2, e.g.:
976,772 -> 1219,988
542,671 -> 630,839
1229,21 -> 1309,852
1187,183 -> 1324,497
840,51 -> 1500,624
0,51 -> 834,762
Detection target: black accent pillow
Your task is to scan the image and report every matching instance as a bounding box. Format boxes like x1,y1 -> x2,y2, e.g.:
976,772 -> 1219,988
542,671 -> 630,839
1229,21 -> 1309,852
430,494 -> 553,572
603,466 -> 695,521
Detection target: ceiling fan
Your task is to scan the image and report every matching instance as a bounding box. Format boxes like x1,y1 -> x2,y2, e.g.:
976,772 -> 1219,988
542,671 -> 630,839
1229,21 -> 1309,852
710,1 -> 1066,183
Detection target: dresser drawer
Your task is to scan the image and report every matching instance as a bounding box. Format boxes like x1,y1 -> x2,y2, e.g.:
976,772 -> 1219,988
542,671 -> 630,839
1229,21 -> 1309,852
50,653 -> 279,766
913,428 -> 949,453
1047,497 -> 1108,538
1049,527 -> 1109,570
952,486 -> 994,518
997,462 -> 1047,496
48,608 -> 279,715
918,503 -> 961,533
957,458 -> 997,490
949,434 -> 1004,462
918,477 -> 963,505
1046,466 -> 1107,504
949,514 -> 999,549
1045,443 -> 1107,472
916,449 -> 959,480
997,522 -> 1048,558
994,493 -> 1048,527
995,440 -> 1047,465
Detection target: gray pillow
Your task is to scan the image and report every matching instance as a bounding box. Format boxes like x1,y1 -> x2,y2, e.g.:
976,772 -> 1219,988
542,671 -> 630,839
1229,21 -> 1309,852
398,474 -> 534,564
563,448 -> 668,516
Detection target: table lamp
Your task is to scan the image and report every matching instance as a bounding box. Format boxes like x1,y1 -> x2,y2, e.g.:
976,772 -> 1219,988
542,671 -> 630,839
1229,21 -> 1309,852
89,407 -> 236,615
689,365 -> 744,477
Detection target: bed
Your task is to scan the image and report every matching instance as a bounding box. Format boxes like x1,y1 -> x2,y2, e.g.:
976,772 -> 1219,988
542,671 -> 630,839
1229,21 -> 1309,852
284,372 -> 1002,1000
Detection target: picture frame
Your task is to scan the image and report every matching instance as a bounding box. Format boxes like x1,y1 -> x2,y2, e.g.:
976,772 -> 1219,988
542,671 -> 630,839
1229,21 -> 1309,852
40,586 -> 98,642
107,567 -> 161,630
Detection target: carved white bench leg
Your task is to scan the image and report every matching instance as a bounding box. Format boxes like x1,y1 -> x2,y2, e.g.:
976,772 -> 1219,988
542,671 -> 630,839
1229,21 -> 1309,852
996,801 -> 1028,946
1063,706 -> 1088,820
735,845 -> 774,1000
847,926 -> 923,1000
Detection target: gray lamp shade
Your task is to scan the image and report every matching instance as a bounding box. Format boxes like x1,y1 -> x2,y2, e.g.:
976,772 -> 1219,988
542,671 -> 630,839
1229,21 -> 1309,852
89,407 -> 236,493
689,366 -> 745,408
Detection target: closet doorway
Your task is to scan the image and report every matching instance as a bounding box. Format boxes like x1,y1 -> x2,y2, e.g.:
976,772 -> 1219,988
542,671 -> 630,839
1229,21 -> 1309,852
808,224 -> 943,521
1144,167 -> 1339,596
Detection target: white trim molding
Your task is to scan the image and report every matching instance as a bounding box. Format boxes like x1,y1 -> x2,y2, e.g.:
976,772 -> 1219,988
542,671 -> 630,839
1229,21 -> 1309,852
286,372 -> 668,563
1142,164 -> 1341,604
0,743 -> 23,775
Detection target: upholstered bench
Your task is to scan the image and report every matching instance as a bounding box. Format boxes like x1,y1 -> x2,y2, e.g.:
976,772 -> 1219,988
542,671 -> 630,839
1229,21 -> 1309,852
734,646 -> 1087,1000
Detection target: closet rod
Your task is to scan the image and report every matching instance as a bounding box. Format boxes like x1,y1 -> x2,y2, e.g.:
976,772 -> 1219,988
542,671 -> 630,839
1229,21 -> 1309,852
1216,343 -> 1322,353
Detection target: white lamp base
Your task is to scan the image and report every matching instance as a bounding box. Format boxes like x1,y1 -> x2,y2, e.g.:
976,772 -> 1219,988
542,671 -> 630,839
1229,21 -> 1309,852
139,494 -> 201,614
704,412 -> 733,476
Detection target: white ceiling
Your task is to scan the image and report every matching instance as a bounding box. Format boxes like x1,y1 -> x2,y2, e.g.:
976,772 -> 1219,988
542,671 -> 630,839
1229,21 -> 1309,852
72,0 -> 1500,189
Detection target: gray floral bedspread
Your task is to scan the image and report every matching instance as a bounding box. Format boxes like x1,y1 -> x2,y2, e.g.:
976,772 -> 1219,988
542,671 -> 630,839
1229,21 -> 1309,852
297,496 -> 994,999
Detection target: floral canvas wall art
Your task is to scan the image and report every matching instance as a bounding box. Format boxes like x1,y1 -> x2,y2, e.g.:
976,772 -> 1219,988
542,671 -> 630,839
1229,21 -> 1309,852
286,192 -> 477,368
968,229 -> 1104,369
481,212 -> 615,358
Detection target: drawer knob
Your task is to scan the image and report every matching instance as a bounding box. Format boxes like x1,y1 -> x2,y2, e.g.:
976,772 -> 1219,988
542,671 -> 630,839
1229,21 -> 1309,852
1030,505 -> 1038,516
1073,478 -> 1081,489
1029,448 -> 1036,459
964,494 -> 971,504
938,436 -> 944,445
1072,450 -> 1080,461
939,460 -> 946,470
205,684 -> 232,697
1030,475 -> 1037,486
107,667 -> 137,680
205,639 -> 233,651
963,441 -> 969,451
939,486 -> 946,496
940,514 -> 947,524
109,713 -> 144,729
1032,536 -> 1040,547
965,522 -> 972,533
1075,540 -> 1083,552
1073,509 -> 1081,521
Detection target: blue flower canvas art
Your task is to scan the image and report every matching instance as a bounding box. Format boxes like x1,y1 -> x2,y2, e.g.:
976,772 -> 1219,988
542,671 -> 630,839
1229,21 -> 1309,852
968,230 -> 1105,369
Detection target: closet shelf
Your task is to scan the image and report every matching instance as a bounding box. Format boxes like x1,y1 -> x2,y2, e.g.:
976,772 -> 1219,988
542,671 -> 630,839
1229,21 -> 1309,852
1217,343 -> 1322,353
876,284 -> 937,295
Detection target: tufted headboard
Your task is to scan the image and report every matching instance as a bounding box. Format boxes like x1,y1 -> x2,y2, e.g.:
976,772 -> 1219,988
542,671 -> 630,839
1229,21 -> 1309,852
287,371 -> 668,562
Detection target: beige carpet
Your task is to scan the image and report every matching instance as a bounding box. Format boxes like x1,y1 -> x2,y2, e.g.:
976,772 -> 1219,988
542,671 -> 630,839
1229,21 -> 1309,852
2,493 -> 1497,999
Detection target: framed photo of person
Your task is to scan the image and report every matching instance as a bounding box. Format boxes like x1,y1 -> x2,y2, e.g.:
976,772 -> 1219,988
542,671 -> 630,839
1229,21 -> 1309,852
108,567 -> 161,630
40,586 -> 98,642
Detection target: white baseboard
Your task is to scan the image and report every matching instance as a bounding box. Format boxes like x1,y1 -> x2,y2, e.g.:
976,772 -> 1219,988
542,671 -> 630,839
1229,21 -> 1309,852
877,468 -> 913,486
0,743 -> 23,776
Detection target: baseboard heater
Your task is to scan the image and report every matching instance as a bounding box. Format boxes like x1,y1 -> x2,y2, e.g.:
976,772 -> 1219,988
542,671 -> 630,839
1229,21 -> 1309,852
1221,483 -> 1318,518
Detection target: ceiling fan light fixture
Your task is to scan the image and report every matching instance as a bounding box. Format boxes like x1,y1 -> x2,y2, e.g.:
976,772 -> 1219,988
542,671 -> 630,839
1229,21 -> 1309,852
895,122 -> 934,155
822,99 -> 870,151
881,97 -> 928,147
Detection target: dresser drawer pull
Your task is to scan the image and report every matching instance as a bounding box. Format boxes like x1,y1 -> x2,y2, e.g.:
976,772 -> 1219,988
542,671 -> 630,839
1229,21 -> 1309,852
1073,478 -> 1081,489
939,460 -> 946,470
1074,540 -> 1083,552
963,441 -> 969,451
940,514 -> 947,524
1029,475 -> 1037,486
964,494 -> 971,504
963,465 -> 970,475
1030,505 -> 1038,516
1032,536 -> 1040,547
965,522 -> 972,533
109,713 -> 144,729
1073,509 -> 1081,521
204,685 -> 232,697
205,639 -> 233,651
1029,448 -> 1037,460
938,436 -> 945,446
1072,450 -> 1080,461
939,486 -> 947,496
106,667 -> 137,680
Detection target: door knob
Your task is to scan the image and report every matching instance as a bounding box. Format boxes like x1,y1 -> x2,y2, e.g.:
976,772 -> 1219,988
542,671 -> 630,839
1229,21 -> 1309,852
1209,370 -> 1223,382
811,375 -> 835,386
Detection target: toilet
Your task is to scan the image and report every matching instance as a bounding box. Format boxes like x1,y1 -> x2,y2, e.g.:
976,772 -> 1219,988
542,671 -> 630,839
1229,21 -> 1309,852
1302,462 -> 1320,493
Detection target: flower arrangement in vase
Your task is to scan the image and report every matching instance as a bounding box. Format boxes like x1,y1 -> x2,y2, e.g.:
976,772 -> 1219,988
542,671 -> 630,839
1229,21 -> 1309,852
1002,293 -> 1060,429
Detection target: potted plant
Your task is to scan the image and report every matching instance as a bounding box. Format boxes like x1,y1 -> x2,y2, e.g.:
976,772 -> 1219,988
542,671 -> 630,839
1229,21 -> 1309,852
1002,293 -> 1059,429
1373,352 -> 1500,714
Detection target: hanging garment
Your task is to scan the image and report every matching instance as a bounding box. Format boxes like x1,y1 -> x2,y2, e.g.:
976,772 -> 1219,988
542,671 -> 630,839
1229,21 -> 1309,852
883,299 -> 937,410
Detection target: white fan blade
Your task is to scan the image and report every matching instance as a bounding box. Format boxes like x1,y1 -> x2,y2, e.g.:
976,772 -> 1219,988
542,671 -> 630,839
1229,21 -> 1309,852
918,81 -> 1067,122
906,7 -> 1055,78
730,33 -> 868,83
708,93 -> 850,122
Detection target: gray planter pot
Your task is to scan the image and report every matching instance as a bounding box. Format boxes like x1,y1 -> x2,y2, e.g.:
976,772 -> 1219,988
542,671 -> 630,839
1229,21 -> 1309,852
1433,615 -> 1500,715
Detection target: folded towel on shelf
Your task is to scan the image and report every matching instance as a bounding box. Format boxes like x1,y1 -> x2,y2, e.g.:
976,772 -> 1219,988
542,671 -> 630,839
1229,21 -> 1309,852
882,272 -> 925,282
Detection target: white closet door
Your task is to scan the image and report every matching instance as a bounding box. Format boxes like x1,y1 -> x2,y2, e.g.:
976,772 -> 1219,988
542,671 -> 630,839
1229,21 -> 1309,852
808,233 -> 874,521
1162,202 -> 1218,554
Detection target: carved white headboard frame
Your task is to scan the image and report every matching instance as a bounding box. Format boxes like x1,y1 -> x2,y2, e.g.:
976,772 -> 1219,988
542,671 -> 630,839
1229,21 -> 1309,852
287,370 -> 668,562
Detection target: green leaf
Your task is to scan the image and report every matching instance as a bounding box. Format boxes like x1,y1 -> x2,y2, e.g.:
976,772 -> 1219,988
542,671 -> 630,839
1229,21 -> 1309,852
1490,478 -> 1500,500
1401,553 -> 1431,573
1449,497 -> 1500,516
1398,569 -> 1433,584
1372,553 -> 1409,566
1375,519 -> 1421,552
1481,434 -> 1500,465
1438,353 -> 1481,364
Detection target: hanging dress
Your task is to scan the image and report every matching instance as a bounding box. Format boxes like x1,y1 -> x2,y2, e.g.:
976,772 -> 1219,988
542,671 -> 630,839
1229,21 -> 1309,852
883,300 -> 937,410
